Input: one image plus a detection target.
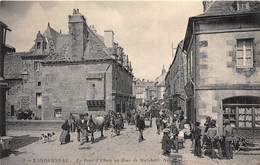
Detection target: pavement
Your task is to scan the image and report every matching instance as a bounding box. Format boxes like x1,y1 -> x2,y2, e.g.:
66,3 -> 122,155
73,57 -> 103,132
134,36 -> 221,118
1,120 -> 260,165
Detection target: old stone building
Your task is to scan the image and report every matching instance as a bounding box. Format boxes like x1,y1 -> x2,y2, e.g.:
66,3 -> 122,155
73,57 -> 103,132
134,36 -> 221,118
165,41 -> 187,115
5,9 -> 134,120
134,79 -> 155,105
154,65 -> 167,101
183,1 -> 260,137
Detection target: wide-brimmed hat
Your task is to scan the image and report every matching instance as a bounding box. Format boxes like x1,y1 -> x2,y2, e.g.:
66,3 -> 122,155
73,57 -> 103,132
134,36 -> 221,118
163,128 -> 170,133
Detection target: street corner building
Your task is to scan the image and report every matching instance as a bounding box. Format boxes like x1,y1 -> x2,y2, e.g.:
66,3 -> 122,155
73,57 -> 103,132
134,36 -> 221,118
183,1 -> 260,137
165,1 -> 260,138
4,9 -> 134,120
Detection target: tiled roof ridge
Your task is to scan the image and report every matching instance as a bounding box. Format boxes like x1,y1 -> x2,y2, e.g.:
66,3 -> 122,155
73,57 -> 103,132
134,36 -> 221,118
197,1 -> 260,18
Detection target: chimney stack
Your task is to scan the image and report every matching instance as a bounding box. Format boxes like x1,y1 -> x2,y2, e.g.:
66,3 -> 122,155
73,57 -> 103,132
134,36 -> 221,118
202,0 -> 213,12
104,30 -> 114,48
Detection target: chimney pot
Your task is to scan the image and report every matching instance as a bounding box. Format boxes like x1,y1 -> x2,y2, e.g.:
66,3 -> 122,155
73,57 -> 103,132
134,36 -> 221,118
104,30 -> 114,48
202,0 -> 213,12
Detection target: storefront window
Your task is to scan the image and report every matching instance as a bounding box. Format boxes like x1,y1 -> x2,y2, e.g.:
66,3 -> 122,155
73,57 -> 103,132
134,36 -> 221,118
223,96 -> 260,130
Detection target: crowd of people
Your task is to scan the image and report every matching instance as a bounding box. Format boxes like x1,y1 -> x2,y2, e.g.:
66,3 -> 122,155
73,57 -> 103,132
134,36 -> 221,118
156,109 -> 188,156
58,107 -> 239,161
59,112 -> 126,146
157,110 -> 236,160
193,117 -> 235,160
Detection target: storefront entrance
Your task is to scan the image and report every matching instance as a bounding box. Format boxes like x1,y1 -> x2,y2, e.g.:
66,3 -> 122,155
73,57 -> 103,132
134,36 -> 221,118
222,96 -> 260,139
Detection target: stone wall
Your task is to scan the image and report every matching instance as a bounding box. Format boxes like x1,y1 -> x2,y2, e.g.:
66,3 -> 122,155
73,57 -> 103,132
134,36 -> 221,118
5,58 -> 43,119
196,31 -> 260,87
192,16 -> 260,131
41,62 -> 112,120
7,120 -> 64,131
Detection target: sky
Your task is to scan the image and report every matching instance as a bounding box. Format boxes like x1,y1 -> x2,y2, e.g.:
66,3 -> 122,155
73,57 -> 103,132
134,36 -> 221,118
0,1 -> 203,80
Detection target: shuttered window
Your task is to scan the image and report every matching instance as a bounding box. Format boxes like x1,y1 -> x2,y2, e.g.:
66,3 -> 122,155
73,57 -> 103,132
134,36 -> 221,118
236,39 -> 253,68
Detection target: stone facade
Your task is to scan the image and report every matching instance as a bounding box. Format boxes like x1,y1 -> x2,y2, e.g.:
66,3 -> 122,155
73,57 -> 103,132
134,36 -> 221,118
5,9 -> 134,120
165,41 -> 187,115
134,79 -> 155,105
154,66 -> 166,101
183,1 -> 260,136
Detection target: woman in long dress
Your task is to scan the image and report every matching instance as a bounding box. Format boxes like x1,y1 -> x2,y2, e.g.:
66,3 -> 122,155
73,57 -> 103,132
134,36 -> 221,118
60,119 -> 71,145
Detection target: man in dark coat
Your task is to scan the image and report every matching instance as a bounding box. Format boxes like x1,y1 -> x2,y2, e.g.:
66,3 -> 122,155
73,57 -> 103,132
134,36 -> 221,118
76,114 -> 84,142
135,113 -> 140,131
223,119 -> 234,159
206,120 -> 218,159
156,117 -> 162,135
194,122 -> 202,157
60,119 -> 71,145
76,113 -> 89,145
137,115 -> 145,142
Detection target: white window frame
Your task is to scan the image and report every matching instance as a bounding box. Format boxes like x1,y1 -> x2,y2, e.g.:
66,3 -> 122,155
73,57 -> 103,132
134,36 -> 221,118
236,39 -> 254,69
34,61 -> 40,72
36,93 -> 42,109
54,109 -> 62,118
237,1 -> 250,11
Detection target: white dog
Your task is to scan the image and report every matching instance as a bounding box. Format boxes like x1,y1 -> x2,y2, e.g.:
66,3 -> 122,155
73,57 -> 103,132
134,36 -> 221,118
41,132 -> 55,143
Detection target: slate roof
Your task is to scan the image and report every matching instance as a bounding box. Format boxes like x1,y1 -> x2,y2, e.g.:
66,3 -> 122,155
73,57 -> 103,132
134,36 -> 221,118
43,24 -> 60,43
183,1 -> 260,51
197,1 -> 260,18
0,21 -> 11,31
4,53 -> 24,79
43,26 -> 112,63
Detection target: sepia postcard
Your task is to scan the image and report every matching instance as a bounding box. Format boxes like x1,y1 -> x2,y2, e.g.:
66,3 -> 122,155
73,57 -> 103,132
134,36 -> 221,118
0,0 -> 260,165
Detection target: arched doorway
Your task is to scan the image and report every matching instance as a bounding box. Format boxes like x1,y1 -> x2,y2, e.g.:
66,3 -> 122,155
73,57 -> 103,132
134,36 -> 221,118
222,96 -> 260,139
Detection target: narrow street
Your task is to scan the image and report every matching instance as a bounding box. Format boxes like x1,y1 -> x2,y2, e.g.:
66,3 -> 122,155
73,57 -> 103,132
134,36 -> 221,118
1,120 -> 260,165
2,120 -> 182,165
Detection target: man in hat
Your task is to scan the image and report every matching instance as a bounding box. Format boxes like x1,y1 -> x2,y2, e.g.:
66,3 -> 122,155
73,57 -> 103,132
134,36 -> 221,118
194,122 -> 202,157
162,128 -> 171,155
76,113 -> 89,145
76,114 -> 84,142
223,119 -> 234,159
137,115 -> 145,142
206,119 -> 218,159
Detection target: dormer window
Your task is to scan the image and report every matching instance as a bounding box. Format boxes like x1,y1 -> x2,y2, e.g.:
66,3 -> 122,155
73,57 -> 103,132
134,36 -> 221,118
42,42 -> 47,50
37,42 -> 41,49
237,1 -> 250,11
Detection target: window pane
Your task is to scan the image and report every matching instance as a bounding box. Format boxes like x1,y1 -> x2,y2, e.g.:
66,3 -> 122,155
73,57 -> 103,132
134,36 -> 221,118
246,58 -> 253,67
245,40 -> 252,48
237,40 -> 243,49
236,50 -> 243,58
236,58 -> 243,66
246,50 -> 252,58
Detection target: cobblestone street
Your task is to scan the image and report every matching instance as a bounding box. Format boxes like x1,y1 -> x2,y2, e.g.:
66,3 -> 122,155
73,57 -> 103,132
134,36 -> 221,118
1,120 -> 260,165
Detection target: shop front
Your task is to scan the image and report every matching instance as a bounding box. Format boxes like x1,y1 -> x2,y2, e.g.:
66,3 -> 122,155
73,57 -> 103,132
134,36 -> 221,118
222,96 -> 260,138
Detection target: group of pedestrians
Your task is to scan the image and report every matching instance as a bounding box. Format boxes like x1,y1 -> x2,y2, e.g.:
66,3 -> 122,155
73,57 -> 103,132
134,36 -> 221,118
59,113 -> 90,145
192,116 -> 234,160
159,109 -> 186,156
